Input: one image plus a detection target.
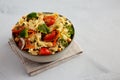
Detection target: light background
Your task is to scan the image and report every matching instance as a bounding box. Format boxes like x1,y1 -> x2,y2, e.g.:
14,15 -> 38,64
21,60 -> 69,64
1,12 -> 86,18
0,0 -> 120,80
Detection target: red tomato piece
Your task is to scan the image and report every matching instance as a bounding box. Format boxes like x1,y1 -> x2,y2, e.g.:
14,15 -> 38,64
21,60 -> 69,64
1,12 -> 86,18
44,30 -> 56,42
43,16 -> 55,26
39,47 -> 51,55
12,26 -> 25,34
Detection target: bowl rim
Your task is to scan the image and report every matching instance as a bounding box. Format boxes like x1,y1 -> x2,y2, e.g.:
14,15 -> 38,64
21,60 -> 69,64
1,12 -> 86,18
12,12 -> 75,57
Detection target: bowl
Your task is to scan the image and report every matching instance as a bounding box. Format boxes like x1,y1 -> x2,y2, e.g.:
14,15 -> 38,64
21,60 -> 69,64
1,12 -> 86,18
12,12 -> 75,63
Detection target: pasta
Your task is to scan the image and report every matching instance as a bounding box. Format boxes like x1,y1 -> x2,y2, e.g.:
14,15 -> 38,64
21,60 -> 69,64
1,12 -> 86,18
12,12 -> 74,55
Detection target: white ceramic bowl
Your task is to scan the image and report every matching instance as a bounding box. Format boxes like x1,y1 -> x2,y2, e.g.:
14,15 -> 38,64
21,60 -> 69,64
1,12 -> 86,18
12,12 -> 75,63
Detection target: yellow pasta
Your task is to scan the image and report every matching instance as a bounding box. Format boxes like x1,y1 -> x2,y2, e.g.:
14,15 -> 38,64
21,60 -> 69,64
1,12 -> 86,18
12,12 -> 74,55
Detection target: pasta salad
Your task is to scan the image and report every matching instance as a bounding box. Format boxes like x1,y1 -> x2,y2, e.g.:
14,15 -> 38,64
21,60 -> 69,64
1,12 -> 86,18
12,12 -> 74,56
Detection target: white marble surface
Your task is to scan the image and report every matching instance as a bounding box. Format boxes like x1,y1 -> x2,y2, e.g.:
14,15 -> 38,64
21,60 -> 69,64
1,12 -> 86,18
0,0 -> 120,80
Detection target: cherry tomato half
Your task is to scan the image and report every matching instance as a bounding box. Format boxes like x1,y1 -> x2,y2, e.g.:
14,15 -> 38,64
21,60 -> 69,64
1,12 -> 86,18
12,26 -> 25,34
43,16 -> 55,27
39,47 -> 51,55
44,30 -> 56,42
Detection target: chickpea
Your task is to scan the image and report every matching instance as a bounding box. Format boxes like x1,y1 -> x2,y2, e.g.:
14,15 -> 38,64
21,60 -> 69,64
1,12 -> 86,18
58,48 -> 62,52
47,42 -> 53,47
14,37 -> 19,42
67,38 -> 71,43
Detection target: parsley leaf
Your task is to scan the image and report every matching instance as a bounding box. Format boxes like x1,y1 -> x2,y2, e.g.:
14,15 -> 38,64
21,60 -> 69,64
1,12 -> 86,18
66,25 -> 74,38
59,38 -> 68,47
27,12 -> 38,20
38,24 -> 50,34
19,28 -> 28,38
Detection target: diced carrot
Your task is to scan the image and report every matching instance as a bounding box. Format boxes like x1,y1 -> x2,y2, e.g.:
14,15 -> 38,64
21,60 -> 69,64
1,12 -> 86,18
24,39 -> 35,49
28,29 -> 36,38
52,31 -> 60,46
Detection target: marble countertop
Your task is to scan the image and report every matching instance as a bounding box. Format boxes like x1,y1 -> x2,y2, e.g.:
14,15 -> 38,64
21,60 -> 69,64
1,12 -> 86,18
0,0 -> 120,80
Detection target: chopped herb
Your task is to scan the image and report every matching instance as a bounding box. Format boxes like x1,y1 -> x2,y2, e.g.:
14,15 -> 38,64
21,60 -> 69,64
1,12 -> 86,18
27,12 -> 38,20
38,24 -> 50,34
66,25 -> 74,38
19,28 -> 28,38
59,38 -> 68,47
